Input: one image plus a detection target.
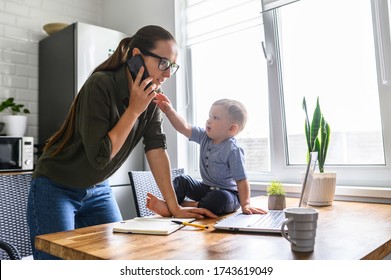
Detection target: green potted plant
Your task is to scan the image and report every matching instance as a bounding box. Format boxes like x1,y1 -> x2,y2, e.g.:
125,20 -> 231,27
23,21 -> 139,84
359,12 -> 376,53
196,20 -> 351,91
302,96 -> 330,172
0,97 -> 30,136
302,96 -> 336,206
267,180 -> 286,210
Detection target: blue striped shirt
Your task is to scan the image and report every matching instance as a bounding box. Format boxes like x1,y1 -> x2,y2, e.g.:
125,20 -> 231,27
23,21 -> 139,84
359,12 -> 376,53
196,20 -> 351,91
190,126 -> 247,191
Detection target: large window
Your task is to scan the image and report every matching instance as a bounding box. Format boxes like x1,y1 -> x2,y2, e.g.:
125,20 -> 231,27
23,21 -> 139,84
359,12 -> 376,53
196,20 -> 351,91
184,0 -> 270,174
280,0 -> 384,165
182,0 -> 391,188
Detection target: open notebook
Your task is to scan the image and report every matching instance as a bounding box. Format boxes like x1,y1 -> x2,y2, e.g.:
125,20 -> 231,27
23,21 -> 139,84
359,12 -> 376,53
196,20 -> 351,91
113,217 -> 196,235
214,152 -> 318,234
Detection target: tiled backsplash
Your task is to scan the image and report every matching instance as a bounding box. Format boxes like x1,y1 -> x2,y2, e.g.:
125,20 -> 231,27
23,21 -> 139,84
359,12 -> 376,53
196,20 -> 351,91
0,0 -> 103,140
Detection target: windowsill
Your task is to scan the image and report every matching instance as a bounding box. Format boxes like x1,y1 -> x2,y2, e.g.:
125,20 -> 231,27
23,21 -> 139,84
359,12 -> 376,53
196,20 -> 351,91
250,181 -> 391,204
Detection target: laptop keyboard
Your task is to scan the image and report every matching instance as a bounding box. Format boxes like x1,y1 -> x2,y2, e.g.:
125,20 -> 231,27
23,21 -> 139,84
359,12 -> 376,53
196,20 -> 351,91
249,210 -> 285,229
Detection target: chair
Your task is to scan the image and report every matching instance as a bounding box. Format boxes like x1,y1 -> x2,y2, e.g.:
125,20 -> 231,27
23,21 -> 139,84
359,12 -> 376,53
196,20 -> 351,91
0,173 -> 33,260
0,240 -> 22,260
129,168 -> 184,217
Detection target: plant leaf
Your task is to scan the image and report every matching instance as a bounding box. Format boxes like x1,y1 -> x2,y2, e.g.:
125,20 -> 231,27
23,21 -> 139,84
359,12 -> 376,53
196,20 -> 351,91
302,97 -> 311,153
320,118 -> 330,169
310,98 -> 321,152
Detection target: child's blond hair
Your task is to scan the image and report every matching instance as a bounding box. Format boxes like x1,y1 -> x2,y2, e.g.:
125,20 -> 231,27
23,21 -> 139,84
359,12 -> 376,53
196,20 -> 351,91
212,99 -> 247,134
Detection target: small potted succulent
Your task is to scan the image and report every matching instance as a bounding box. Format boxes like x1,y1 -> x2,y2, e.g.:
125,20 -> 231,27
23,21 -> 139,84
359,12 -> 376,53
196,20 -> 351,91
266,180 -> 286,210
0,97 -> 30,136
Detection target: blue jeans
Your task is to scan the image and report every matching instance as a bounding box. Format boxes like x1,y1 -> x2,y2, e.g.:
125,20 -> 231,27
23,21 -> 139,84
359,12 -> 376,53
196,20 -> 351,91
173,175 -> 240,215
27,176 -> 122,260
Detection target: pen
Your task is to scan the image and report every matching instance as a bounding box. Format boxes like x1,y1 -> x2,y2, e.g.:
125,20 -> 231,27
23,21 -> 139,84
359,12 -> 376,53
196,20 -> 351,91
172,220 -> 209,230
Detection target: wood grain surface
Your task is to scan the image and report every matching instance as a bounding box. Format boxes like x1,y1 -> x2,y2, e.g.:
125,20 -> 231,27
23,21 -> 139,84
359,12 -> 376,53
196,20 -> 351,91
35,196 -> 391,260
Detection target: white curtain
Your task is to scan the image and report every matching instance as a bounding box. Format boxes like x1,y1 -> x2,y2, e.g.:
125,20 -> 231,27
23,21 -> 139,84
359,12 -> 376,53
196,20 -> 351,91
185,0 -> 262,46
185,0 -> 302,46
261,0 -> 300,13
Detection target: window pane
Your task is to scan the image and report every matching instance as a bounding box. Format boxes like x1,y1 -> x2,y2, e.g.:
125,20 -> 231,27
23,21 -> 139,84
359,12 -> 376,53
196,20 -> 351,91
189,25 -> 270,172
280,0 -> 385,165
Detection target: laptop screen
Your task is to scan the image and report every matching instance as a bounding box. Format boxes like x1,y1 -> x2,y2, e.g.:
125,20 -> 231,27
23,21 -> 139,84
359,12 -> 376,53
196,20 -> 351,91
299,152 -> 318,207
213,151 -> 319,234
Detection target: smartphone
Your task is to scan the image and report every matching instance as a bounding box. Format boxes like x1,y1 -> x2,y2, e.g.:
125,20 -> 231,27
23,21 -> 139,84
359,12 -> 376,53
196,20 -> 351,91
126,55 -> 152,90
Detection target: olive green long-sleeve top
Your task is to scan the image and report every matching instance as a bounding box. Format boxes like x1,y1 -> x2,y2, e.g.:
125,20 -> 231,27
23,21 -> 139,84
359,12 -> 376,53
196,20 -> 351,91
34,64 -> 166,188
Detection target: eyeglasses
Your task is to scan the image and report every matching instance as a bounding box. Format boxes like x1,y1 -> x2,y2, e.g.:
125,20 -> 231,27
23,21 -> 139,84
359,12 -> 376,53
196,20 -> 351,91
140,49 -> 180,75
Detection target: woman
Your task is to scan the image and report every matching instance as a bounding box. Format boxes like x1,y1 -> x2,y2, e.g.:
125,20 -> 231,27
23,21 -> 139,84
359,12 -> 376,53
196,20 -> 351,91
27,25 -> 216,260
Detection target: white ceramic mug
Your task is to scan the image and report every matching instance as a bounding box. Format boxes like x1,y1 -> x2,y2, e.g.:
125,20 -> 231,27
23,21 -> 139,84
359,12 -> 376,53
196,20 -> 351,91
281,207 -> 319,252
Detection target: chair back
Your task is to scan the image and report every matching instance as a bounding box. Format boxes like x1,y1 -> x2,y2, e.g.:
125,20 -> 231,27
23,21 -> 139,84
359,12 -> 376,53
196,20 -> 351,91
0,240 -> 22,260
128,168 -> 184,217
0,173 -> 32,259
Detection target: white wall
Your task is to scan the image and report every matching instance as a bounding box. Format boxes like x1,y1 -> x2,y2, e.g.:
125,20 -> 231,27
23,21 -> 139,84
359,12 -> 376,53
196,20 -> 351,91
101,0 -> 175,35
0,0 -> 103,140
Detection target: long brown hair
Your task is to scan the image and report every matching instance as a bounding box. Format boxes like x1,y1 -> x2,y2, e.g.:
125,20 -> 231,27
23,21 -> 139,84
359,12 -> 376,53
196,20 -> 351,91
44,25 -> 176,155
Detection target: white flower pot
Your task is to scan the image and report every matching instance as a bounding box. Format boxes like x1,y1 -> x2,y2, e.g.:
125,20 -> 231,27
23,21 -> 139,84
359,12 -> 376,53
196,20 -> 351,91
307,172 -> 337,206
2,115 -> 27,136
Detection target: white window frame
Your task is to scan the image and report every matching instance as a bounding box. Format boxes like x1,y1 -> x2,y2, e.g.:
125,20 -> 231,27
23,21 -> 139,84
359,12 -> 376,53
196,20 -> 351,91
262,0 -> 391,186
175,0 -> 391,202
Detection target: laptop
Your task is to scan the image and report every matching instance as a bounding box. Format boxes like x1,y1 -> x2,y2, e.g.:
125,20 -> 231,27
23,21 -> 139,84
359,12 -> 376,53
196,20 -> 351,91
214,152 -> 318,233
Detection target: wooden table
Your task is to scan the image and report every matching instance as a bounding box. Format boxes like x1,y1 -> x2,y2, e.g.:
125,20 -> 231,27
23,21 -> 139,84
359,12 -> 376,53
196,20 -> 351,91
35,197 -> 391,260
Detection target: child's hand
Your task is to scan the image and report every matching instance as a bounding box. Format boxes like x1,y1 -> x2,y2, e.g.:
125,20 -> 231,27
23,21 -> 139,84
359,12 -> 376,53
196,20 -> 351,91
153,92 -> 172,113
241,204 -> 268,215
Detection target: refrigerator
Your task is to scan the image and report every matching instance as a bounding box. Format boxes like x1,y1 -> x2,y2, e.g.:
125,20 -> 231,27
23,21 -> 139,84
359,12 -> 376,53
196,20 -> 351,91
39,22 -> 140,219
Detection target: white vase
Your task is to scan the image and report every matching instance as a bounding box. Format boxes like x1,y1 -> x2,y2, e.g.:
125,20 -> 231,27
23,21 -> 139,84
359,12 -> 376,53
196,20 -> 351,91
2,115 -> 27,136
307,172 -> 337,206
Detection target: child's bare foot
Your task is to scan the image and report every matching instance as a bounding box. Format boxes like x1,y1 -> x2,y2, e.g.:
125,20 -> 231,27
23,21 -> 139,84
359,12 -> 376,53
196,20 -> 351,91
146,193 -> 172,217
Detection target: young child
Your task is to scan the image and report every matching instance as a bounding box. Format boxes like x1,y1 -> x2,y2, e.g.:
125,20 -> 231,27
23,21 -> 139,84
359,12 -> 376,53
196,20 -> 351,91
148,95 -> 267,216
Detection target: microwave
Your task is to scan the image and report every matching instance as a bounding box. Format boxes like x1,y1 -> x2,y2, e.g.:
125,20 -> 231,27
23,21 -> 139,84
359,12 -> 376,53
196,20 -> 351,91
0,136 -> 34,171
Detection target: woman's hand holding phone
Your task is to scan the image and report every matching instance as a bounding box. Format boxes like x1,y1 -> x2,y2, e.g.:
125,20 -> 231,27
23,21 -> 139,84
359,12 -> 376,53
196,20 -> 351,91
128,66 -> 157,116
109,65 -> 156,158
